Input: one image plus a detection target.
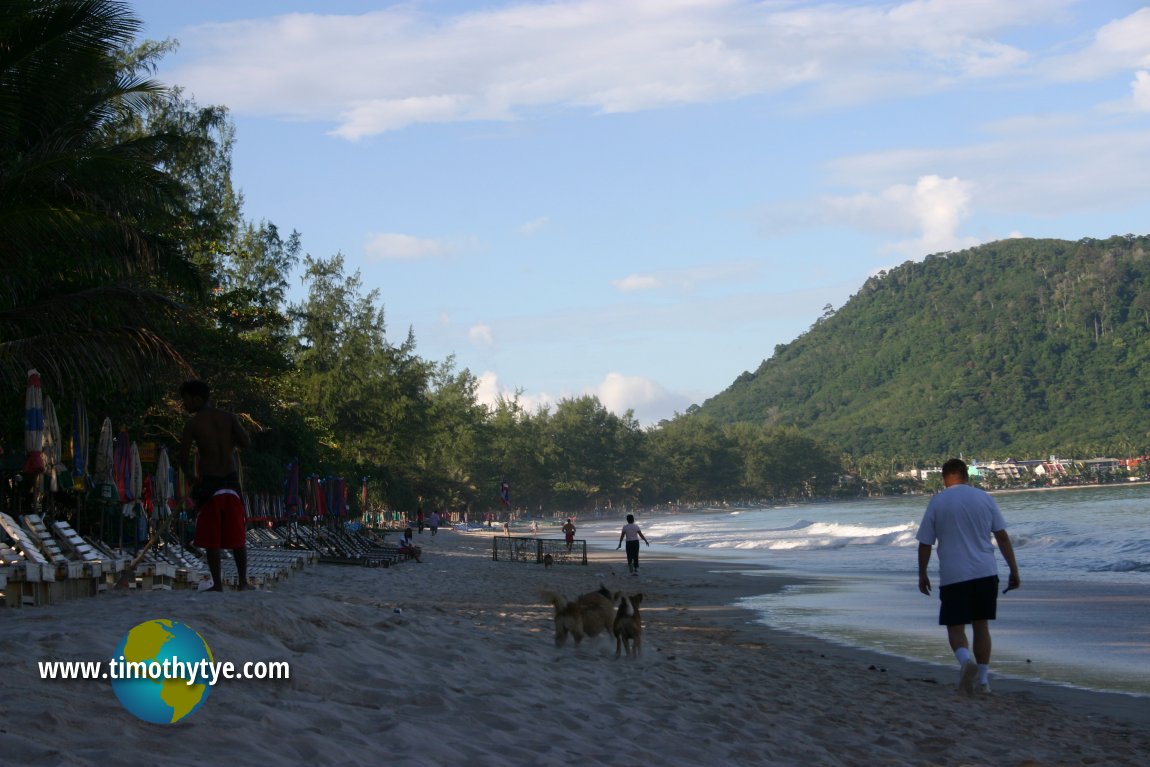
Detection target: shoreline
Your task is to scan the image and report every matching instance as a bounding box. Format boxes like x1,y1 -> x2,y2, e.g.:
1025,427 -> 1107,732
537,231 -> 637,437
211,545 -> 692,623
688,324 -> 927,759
630,550 -> 1150,724
5,530 -> 1148,765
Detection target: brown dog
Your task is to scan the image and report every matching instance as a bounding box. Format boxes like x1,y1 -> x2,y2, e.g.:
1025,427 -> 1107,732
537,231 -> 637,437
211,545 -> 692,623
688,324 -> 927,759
542,553 -> 554,568
541,585 -> 620,647
613,593 -> 643,658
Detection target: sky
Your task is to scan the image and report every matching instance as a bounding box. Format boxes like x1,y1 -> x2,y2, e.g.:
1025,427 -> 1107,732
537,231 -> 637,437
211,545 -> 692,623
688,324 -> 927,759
134,0 -> 1150,425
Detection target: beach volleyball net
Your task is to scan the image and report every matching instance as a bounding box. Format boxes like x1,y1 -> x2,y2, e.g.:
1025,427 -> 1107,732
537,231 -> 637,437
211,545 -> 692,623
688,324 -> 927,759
491,536 -> 587,566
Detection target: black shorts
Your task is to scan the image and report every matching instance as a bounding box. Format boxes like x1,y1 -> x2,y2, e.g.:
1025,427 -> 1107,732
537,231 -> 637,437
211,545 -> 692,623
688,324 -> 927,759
938,575 -> 999,626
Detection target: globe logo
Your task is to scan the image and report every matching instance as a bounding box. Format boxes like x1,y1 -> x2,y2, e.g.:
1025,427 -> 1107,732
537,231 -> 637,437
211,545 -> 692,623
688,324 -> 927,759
110,619 -> 214,724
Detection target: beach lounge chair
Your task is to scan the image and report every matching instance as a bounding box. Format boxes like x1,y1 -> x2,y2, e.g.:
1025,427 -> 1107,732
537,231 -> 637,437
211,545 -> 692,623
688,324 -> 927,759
50,519 -> 102,562
0,512 -> 52,566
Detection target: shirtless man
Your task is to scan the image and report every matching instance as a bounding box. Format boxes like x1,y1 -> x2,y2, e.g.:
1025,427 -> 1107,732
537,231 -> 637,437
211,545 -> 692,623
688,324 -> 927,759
179,380 -> 250,591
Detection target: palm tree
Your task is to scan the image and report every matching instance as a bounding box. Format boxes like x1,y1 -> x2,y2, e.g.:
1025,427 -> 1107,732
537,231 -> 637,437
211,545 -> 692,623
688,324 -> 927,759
0,0 -> 204,391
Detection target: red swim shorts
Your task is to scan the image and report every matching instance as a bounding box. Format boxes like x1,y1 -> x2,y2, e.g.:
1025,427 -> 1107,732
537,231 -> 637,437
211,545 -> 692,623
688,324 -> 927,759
193,489 -> 247,549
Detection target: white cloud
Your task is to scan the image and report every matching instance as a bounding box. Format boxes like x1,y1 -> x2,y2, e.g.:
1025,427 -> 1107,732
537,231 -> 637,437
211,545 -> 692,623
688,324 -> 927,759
475,371 -> 500,409
820,175 -> 979,258
590,371 -> 694,421
903,175 -> 979,256
825,130 -> 1150,220
475,369 -> 692,425
611,262 -> 758,293
364,232 -> 451,261
475,371 -> 558,414
336,95 -> 480,140
594,372 -> 662,415
169,0 -> 1063,138
518,216 -> 550,236
1132,70 -> 1150,112
979,112 -> 1083,135
613,274 -> 662,292
1046,7 -> 1150,81
468,324 -> 494,346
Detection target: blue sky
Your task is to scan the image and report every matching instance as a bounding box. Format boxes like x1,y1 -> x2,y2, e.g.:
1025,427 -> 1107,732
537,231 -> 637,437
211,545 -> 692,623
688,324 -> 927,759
135,1 -> 1150,425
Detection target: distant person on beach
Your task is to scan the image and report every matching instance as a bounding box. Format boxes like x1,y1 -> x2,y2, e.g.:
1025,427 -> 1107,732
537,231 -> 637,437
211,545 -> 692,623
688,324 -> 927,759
562,519 -> 576,551
399,527 -> 422,562
179,380 -> 250,591
417,507 -> 425,534
530,520 -> 538,536
616,514 -> 650,575
429,510 -> 440,536
917,458 -> 1020,696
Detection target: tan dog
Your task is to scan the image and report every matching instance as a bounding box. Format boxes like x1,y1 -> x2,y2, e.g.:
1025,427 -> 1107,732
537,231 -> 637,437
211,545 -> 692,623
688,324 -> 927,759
613,593 -> 643,658
540,585 -> 620,647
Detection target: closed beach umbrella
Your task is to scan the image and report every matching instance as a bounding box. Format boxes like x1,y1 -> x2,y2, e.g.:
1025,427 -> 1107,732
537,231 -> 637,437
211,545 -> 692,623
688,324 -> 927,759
114,429 -> 131,502
94,417 -> 115,489
131,441 -> 145,540
311,476 -> 328,519
129,441 -> 142,500
154,446 -> 173,519
72,399 -> 89,491
284,459 -> 300,518
332,477 -> 345,517
43,396 -> 64,491
21,369 -> 45,475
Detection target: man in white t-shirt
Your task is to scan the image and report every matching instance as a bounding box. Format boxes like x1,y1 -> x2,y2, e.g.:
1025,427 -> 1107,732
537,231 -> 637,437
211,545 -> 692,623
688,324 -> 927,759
917,458 -> 1020,696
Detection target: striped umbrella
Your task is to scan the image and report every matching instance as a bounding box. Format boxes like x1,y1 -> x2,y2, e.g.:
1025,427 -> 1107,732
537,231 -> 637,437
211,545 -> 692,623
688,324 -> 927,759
21,369 -> 45,475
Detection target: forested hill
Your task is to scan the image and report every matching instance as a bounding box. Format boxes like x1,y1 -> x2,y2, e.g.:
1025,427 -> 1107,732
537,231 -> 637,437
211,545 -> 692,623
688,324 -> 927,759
697,235 -> 1150,460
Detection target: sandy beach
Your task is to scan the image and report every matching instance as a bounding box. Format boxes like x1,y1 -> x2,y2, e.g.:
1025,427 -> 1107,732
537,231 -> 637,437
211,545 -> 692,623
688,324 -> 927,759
3,530 -> 1148,766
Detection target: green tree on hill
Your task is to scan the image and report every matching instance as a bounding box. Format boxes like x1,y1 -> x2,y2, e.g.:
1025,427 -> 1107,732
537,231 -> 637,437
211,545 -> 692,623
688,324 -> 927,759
698,235 -> 1150,462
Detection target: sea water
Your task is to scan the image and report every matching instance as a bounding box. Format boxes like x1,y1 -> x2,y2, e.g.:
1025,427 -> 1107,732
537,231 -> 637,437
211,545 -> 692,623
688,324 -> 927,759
576,485 -> 1150,697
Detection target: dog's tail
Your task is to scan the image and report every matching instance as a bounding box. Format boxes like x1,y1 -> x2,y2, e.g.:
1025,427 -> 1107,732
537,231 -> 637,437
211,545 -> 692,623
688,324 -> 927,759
540,589 -> 568,609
